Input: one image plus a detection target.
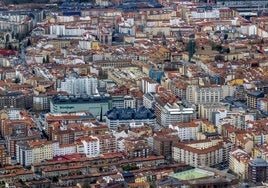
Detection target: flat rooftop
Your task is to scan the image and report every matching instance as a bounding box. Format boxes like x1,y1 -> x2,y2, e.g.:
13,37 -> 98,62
169,168 -> 214,181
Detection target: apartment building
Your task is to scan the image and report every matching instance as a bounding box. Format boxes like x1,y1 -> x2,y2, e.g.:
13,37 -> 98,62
124,138 -> 151,159
168,122 -> 199,141
96,134 -> 116,154
78,136 -> 100,158
248,157 -> 268,184
112,95 -> 136,109
33,94 -> 53,111
253,144 -> 268,162
143,92 -> 156,109
198,103 -> 228,122
0,91 -> 33,110
0,145 -> 10,167
16,140 -> 53,166
186,85 -> 223,104
58,75 -> 98,97
53,142 -> 76,157
246,90 -> 264,109
229,148 -> 251,180
141,77 -> 158,94
172,138 -> 232,167
213,110 -> 255,132
153,135 -> 179,159
155,101 -> 196,127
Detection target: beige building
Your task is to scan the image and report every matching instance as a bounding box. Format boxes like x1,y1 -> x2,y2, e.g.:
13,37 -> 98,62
198,103 -> 228,122
16,140 -> 53,166
172,138 -> 232,167
253,144 -> 268,162
229,148 -> 251,180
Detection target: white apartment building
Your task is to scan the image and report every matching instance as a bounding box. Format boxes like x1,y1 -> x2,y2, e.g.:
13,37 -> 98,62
80,136 -> 100,158
169,122 -> 199,141
158,103 -> 196,127
50,25 -> 66,36
16,144 -> 33,166
78,40 -> 92,50
143,92 -> 156,109
214,110 -> 255,132
141,77 -> 158,93
53,142 -> 76,156
112,130 -> 128,152
58,76 -> 98,96
124,96 -> 136,109
190,9 -> 220,19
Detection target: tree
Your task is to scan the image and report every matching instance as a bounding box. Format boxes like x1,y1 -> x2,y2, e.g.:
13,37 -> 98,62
224,34 -> 228,40
215,55 -> 224,62
46,54 -> 49,63
27,38 -> 31,46
186,39 -> 196,61
82,182 -> 90,188
14,77 -> 20,83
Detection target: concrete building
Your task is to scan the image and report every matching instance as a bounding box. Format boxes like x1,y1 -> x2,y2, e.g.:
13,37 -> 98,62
257,98 -> 268,113
213,110 -> 255,132
198,103 -> 228,122
142,92 -> 156,109
229,148 -> 251,180
248,157 -> 268,184
53,142 -> 76,157
186,85 -> 223,104
50,95 -> 112,117
153,135 -> 179,159
16,140 -> 53,166
79,136 -> 100,158
96,134 -> 116,155
33,94 -> 52,111
155,101 -> 196,127
172,138 -> 232,167
141,77 -> 158,94
0,145 -> 10,167
0,91 -> 32,110
112,95 -> 136,109
58,76 -> 99,97
124,138 -> 151,159
246,90 -> 264,109
168,122 -> 199,141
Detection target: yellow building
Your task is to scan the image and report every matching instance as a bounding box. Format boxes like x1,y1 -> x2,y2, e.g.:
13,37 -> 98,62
29,140 -> 53,163
229,79 -> 243,86
135,174 -> 147,183
91,41 -> 100,50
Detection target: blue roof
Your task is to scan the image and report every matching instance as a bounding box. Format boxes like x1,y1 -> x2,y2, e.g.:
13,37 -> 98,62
249,157 -> 268,167
106,106 -> 156,120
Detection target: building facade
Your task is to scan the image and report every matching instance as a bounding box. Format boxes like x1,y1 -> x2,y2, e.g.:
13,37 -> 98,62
50,95 -> 112,117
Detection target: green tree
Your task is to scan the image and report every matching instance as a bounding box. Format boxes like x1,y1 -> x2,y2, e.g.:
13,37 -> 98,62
14,77 -> 20,83
27,38 -> 31,46
187,39 -> 196,61
46,54 -> 49,63
82,181 -> 90,188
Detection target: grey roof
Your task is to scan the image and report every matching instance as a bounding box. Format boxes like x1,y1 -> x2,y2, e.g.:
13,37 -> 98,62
249,157 -> 268,167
